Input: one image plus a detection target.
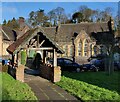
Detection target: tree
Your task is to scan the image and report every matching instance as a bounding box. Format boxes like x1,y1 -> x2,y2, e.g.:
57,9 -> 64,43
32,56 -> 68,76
36,9 -> 48,26
91,18 -> 115,75
97,7 -> 113,22
55,7 -> 64,21
79,5 -> 93,22
90,9 -> 101,22
72,12 -> 83,23
3,17 -> 19,29
47,9 -> 57,26
104,7 -> 113,16
28,9 -> 49,27
54,7 -> 67,24
3,19 -> 7,25
47,7 -> 67,26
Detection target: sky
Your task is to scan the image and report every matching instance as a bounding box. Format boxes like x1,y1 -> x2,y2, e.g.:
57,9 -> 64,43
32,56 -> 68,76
1,2 -> 119,24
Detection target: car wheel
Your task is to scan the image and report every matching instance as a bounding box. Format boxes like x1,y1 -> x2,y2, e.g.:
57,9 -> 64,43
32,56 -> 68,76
76,68 -> 80,72
94,68 -> 98,72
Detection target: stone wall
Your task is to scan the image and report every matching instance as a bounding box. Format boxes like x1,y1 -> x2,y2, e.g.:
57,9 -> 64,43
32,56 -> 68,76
40,64 -> 52,80
16,65 -> 25,82
52,66 -> 61,82
40,64 -> 61,83
2,41 -> 9,56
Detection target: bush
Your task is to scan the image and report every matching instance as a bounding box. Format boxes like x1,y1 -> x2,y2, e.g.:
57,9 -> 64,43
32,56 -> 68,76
21,50 -> 27,65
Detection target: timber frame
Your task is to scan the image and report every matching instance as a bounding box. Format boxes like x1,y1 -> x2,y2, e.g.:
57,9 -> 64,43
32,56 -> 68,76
7,27 -> 64,67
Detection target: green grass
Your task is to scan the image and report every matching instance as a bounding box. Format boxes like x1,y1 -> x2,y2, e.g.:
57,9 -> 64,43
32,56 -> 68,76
0,72 -> 38,101
56,71 -> 120,101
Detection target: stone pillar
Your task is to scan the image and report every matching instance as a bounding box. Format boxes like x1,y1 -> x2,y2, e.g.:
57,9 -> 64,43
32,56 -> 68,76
0,31 -> 2,57
53,49 -> 57,67
52,66 -> 61,82
14,54 -> 17,64
16,64 -> 24,82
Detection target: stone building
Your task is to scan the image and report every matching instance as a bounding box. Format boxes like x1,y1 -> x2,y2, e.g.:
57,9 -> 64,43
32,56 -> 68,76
42,21 -> 110,63
0,17 -> 30,59
0,26 -> 16,58
1,18 -> 115,64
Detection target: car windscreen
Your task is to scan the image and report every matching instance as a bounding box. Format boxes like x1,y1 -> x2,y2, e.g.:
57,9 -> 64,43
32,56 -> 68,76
64,59 -> 73,64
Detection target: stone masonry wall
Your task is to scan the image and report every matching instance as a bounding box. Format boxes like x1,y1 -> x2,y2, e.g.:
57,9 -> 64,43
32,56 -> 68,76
16,65 -> 24,82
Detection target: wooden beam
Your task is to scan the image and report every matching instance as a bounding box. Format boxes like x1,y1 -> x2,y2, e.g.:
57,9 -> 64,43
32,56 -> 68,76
37,34 -> 39,47
39,40 -> 45,47
31,39 -> 36,46
28,47 -> 53,51
53,49 -> 57,67
43,50 -> 47,63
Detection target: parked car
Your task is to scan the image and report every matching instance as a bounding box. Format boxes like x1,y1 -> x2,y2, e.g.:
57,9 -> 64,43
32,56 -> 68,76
90,59 -> 104,71
48,58 -> 82,72
114,62 -> 120,70
82,64 -> 99,72
0,58 -> 10,65
90,59 -> 120,71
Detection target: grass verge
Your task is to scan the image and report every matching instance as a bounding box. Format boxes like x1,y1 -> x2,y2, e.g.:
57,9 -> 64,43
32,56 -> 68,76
1,72 -> 38,101
56,71 -> 120,101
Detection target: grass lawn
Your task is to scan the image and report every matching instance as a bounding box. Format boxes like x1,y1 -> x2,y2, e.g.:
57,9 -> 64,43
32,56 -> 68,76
56,71 -> 120,101
0,72 -> 38,101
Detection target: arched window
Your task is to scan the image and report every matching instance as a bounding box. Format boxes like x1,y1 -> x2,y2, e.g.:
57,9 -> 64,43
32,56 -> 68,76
84,39 -> 88,56
78,40 -> 82,56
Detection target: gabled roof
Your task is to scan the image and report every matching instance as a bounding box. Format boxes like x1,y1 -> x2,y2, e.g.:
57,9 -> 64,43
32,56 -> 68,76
7,27 -> 64,54
1,26 -> 17,41
42,22 -> 109,42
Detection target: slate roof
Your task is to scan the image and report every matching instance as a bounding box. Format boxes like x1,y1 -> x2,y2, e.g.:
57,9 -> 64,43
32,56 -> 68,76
1,26 -> 17,41
42,22 -> 109,42
7,27 -> 64,54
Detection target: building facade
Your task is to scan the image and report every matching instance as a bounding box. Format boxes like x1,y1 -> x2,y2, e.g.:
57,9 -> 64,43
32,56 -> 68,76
0,17 -> 30,59
42,21 -> 110,63
1,18 -> 117,64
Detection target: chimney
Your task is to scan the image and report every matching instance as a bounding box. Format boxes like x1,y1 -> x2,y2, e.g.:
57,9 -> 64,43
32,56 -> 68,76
56,20 -> 61,34
108,17 -> 114,32
18,17 -> 25,30
111,18 -> 114,30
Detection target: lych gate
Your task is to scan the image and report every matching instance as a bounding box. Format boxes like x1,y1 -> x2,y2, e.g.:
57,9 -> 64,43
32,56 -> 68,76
7,27 -> 64,82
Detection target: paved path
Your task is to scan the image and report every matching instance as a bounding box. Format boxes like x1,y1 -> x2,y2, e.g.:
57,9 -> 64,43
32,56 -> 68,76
24,73 -> 78,101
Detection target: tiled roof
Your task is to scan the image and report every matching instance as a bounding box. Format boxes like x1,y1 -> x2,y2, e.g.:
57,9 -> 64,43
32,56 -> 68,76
7,28 -> 64,54
42,22 -> 109,42
7,29 -> 34,54
1,26 -> 17,41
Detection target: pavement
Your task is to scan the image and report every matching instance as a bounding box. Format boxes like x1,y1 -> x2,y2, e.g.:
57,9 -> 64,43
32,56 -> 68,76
24,70 -> 79,101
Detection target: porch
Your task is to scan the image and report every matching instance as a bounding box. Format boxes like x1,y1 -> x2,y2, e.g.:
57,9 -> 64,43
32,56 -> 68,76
7,27 -> 64,82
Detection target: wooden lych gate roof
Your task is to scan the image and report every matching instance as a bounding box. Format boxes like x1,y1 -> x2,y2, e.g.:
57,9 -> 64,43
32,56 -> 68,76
7,27 -> 64,55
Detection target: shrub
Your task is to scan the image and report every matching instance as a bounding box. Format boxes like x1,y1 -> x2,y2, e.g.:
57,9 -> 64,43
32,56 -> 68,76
21,50 -> 27,65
